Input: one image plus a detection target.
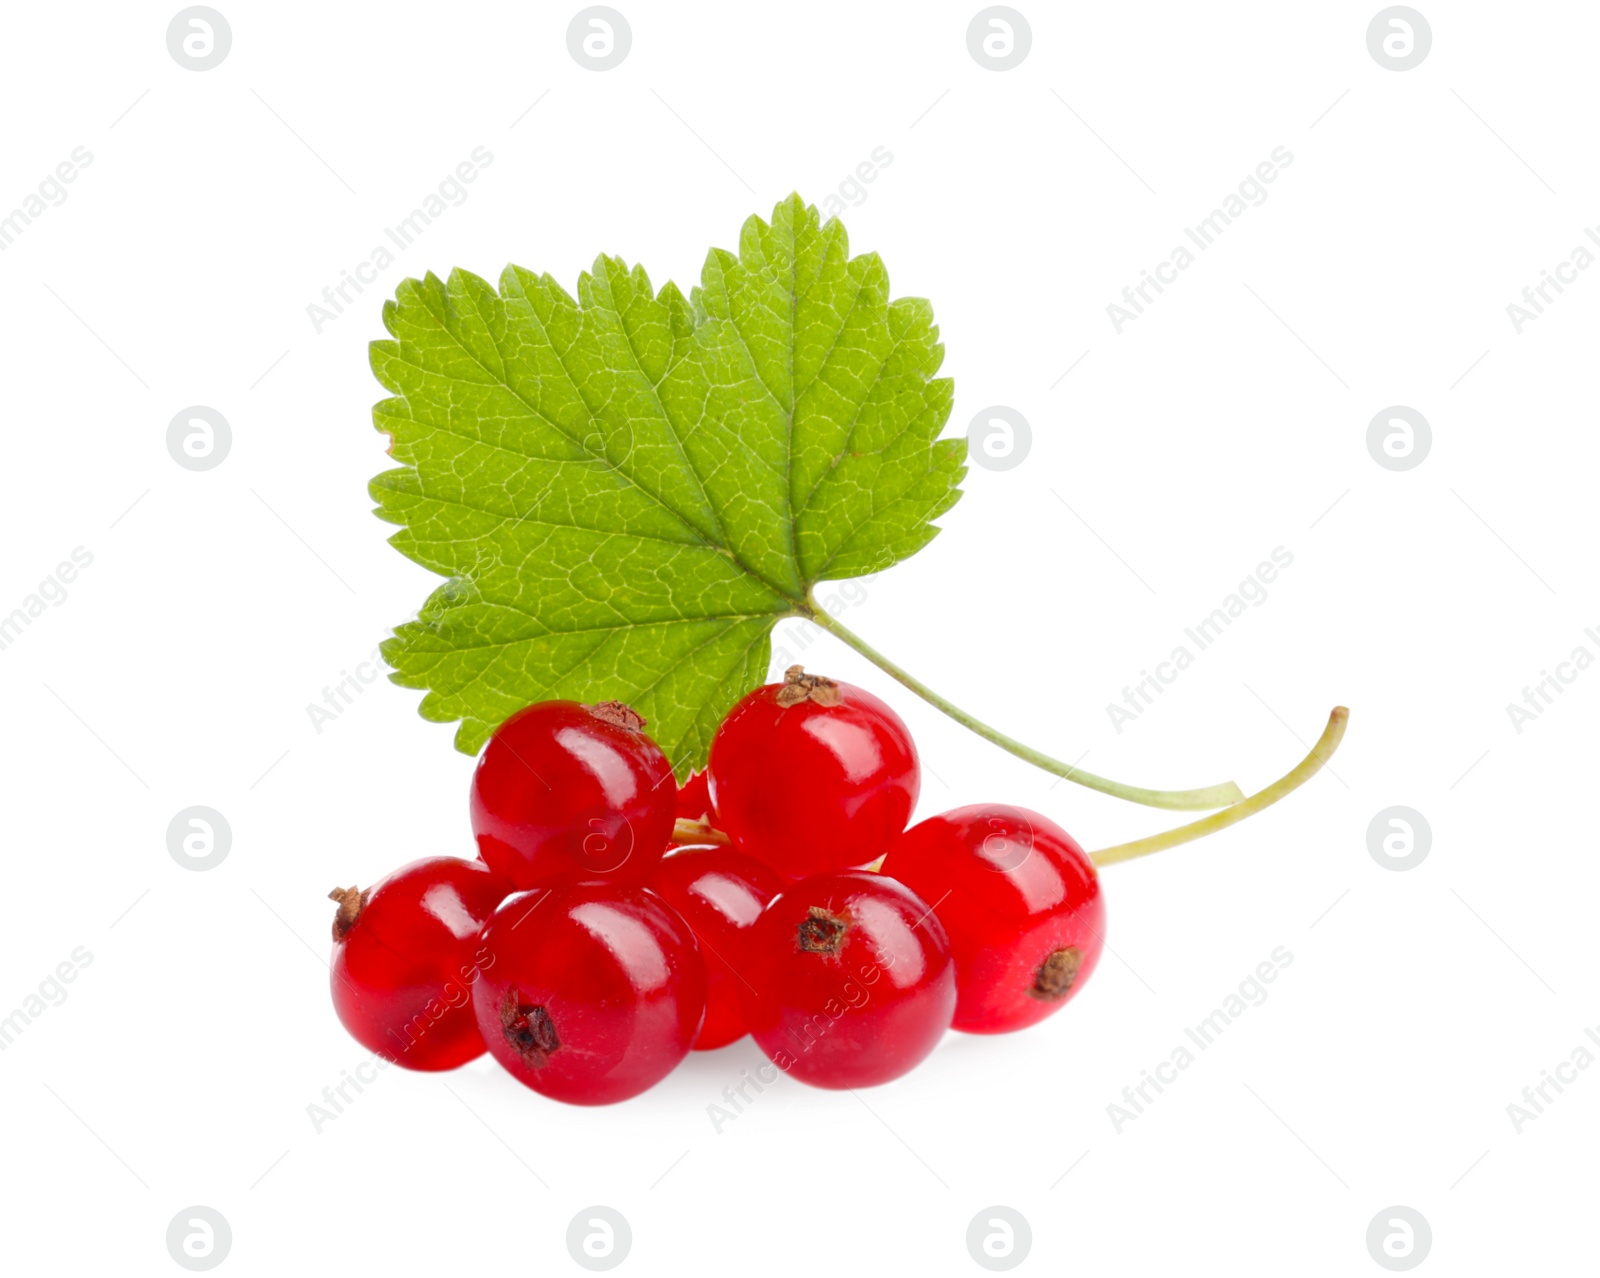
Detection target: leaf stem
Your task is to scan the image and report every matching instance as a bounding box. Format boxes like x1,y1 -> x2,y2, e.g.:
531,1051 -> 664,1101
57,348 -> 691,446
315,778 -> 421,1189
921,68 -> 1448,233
1090,707 -> 1348,867
805,607 -> 1246,812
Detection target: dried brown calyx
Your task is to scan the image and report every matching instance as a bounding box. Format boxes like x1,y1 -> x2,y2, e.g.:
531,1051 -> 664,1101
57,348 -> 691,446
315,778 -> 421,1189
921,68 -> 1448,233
501,988 -> 561,1067
588,700 -> 647,731
775,665 -> 841,709
328,886 -> 367,942
1028,946 -> 1083,1000
796,906 -> 850,954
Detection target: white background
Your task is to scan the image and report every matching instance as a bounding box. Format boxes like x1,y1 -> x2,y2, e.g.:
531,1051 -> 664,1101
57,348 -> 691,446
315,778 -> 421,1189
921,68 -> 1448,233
2,1 -> 1594,1273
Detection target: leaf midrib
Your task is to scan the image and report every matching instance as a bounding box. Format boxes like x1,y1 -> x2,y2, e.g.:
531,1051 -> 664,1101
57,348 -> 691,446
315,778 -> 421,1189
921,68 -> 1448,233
406,612 -> 787,647
407,284 -> 807,610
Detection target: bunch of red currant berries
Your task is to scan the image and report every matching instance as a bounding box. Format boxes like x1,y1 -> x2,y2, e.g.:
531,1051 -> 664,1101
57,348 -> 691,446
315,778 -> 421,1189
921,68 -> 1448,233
329,667 -> 1104,1104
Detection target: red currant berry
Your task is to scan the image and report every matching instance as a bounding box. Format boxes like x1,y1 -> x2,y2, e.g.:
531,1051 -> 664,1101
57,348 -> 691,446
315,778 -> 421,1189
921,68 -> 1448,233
736,871 -> 955,1088
675,770 -> 711,822
878,804 -> 1104,1034
471,700 -> 676,889
651,846 -> 786,1050
328,857 -> 510,1070
473,883 -> 707,1104
708,666 -> 919,877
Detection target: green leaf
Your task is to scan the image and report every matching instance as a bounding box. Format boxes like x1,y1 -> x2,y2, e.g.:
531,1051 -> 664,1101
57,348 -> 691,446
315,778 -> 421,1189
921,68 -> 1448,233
370,193 -> 965,772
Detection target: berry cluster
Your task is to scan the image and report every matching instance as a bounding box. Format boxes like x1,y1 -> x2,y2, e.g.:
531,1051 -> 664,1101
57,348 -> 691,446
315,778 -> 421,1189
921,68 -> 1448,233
328,667 -> 1103,1104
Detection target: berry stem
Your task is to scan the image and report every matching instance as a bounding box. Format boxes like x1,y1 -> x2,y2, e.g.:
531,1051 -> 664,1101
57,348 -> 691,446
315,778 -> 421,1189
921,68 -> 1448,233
673,818 -> 730,846
328,885 -> 365,941
805,605 -> 1246,812
1090,706 -> 1349,867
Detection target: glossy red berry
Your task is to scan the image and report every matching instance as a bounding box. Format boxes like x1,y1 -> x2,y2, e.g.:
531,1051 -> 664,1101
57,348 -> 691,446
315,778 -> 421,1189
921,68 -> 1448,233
879,804 -> 1104,1034
472,883 -> 707,1104
736,871 -> 955,1088
651,846 -> 787,1050
708,666 -> 919,877
675,770 -> 711,822
328,857 -> 511,1070
471,700 -> 676,890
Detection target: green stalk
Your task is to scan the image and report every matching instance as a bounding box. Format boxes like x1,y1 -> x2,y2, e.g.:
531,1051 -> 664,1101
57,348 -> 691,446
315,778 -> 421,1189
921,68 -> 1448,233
1091,707 -> 1348,866
806,607 -> 1246,812
673,818 -> 729,846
